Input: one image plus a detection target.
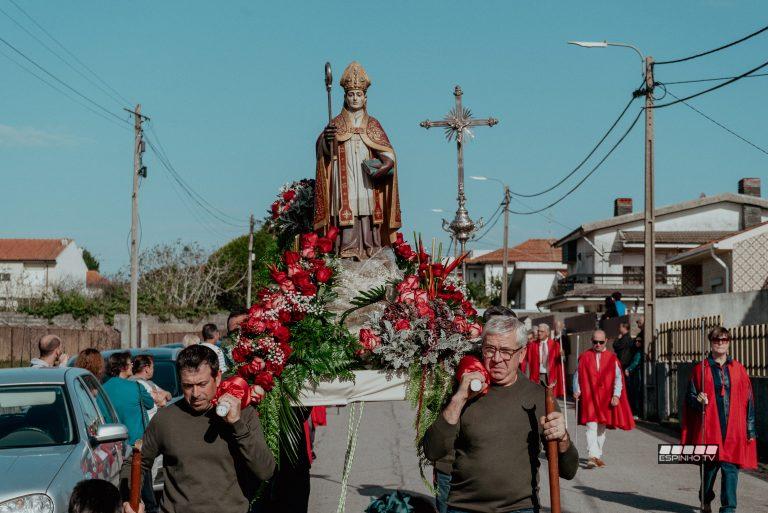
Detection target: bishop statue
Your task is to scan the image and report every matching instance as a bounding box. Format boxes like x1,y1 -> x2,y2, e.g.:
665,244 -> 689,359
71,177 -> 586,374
313,61 -> 402,260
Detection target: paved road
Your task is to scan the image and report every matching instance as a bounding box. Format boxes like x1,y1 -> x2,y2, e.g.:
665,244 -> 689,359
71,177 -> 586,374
309,400 -> 768,513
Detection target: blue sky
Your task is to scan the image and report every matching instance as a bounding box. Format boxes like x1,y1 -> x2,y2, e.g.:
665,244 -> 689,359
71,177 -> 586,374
1,0 -> 766,273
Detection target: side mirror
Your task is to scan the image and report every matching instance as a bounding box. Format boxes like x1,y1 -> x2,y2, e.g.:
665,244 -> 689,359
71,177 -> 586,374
91,423 -> 128,445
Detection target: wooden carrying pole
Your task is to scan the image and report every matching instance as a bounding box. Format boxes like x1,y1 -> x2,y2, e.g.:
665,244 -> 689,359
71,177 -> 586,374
129,444 -> 143,511
545,385 -> 561,513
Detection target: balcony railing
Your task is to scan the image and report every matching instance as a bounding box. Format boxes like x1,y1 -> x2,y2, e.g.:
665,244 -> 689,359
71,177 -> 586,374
555,273 -> 682,296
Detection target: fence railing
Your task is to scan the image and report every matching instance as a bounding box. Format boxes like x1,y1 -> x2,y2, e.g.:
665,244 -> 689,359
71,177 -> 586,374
729,324 -> 768,378
0,325 -> 121,367
657,316 -> 722,364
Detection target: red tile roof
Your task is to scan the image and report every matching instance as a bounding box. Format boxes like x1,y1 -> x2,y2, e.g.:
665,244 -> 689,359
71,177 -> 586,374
0,239 -> 70,262
467,239 -> 561,264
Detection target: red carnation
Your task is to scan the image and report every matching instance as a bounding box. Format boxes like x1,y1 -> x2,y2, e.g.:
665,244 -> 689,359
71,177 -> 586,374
231,343 -> 253,363
282,190 -> 296,202
278,309 -> 292,323
358,328 -> 382,353
279,279 -> 296,293
272,325 -> 290,344
316,267 -> 333,283
316,237 -> 334,254
236,357 -> 266,378
301,232 -> 319,249
394,318 -> 411,331
299,282 -> 318,296
452,316 -> 469,334
416,301 -> 436,320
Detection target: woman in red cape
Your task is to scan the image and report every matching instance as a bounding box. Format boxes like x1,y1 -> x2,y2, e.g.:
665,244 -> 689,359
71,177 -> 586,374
681,326 -> 756,513
573,329 -> 634,469
520,324 -> 565,398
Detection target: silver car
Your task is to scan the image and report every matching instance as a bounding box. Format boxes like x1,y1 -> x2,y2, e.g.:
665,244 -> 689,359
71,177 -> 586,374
0,367 -> 128,512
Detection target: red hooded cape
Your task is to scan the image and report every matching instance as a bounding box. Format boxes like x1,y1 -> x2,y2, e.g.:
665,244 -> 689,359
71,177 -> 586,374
577,349 -> 635,430
681,359 -> 757,469
521,338 -> 565,398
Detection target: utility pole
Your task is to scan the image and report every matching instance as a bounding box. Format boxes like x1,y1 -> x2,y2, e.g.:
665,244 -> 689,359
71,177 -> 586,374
501,186 -> 511,307
642,56 -> 655,418
246,214 -> 255,308
125,105 -> 149,348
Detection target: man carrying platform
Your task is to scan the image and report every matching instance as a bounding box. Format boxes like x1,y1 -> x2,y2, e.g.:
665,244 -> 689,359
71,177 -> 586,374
423,316 -> 578,513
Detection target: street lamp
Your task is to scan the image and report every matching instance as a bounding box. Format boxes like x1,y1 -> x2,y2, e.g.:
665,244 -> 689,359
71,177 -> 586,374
569,39 -> 655,419
470,176 -> 511,307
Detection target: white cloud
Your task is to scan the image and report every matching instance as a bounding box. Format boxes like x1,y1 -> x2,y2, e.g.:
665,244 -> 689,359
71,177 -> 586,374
0,124 -> 84,147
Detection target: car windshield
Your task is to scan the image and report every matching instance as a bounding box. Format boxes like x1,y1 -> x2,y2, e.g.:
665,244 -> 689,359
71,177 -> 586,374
0,386 -> 74,449
152,361 -> 179,398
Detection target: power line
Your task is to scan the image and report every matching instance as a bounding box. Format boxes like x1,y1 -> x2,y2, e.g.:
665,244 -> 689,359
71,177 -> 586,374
655,23 -> 768,65
0,4 -> 127,108
473,202 -> 504,242
144,127 -> 247,226
508,108 -> 644,215
509,195 -> 575,232
0,46 -> 130,131
0,34 -> 129,125
654,59 -> 768,109
666,89 -> 768,157
508,82 -> 643,198
6,0 -> 133,106
662,72 -> 768,85
144,136 -> 248,229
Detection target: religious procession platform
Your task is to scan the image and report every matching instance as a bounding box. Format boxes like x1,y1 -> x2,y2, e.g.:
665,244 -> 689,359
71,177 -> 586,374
298,370 -> 407,406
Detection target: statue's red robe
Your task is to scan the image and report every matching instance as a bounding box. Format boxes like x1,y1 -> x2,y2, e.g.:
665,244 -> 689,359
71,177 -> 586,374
313,108 -> 402,244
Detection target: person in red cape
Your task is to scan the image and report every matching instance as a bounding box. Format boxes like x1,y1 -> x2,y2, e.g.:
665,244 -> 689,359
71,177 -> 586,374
520,323 -> 565,398
681,326 -> 756,513
573,329 -> 635,469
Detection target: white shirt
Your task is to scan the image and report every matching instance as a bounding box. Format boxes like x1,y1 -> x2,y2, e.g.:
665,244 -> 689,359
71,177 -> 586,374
572,351 -> 623,397
539,340 -> 549,374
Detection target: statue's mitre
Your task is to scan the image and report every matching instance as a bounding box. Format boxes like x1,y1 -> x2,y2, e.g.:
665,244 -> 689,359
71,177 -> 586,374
340,61 -> 371,92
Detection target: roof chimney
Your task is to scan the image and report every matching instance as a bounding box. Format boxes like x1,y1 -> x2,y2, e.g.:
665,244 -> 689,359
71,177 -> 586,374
738,178 -> 762,230
738,178 -> 761,197
614,198 -> 633,217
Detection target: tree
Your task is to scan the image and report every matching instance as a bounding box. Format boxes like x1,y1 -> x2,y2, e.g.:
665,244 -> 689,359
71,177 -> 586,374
211,228 -> 277,312
82,248 -> 100,272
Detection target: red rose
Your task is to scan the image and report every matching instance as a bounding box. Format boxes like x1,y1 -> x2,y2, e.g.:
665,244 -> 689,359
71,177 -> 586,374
279,279 -> 296,293
236,357 -> 265,378
326,225 -> 340,241
279,341 -> 292,361
298,282 -> 317,296
272,325 -> 290,344
301,247 -> 317,259
287,264 -> 303,277
278,309 -> 292,323
301,232 -> 319,249
316,237 -> 333,254
242,316 -> 267,334
231,343 -> 253,363
250,385 -> 266,403
431,263 -> 445,278
283,251 -> 300,266
461,300 -> 477,317
395,232 -> 405,245
248,304 -> 264,317
397,275 -> 420,293
310,258 -> 326,272
394,318 -> 411,331
358,328 -> 382,352
254,371 -> 275,391
416,302 -> 435,320
291,310 -> 306,322
452,316 -> 469,334
397,290 -> 415,304
315,267 -> 333,283
282,190 -> 296,202
270,201 -> 280,218
468,322 -> 482,339
413,290 -> 429,305
270,267 -> 288,284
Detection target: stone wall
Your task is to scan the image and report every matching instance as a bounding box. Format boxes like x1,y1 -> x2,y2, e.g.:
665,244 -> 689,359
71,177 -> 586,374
733,230 -> 768,292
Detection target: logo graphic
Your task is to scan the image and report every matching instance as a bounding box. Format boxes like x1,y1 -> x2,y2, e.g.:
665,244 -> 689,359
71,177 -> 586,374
657,444 -> 718,464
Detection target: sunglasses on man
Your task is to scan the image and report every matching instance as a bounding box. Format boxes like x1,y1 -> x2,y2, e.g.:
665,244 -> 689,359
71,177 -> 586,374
591,339 -> 606,345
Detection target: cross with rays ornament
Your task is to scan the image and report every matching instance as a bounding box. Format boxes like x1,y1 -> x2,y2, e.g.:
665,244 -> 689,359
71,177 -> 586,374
420,85 -> 499,277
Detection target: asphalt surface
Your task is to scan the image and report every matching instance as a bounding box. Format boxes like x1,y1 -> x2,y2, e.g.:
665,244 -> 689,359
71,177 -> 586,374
309,400 -> 768,513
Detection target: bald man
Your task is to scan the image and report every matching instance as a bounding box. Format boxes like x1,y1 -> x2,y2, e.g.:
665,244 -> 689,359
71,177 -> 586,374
30,334 -> 68,368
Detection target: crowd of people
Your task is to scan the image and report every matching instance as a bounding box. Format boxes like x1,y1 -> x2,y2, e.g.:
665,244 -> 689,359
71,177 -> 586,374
22,302 -> 758,513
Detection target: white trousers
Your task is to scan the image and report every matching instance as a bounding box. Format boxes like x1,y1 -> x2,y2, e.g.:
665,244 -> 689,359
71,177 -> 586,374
585,422 -> 607,459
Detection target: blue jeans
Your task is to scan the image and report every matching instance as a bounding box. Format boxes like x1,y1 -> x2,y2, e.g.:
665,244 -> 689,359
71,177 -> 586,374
448,509 -> 537,513
434,470 -> 451,513
702,461 -> 739,513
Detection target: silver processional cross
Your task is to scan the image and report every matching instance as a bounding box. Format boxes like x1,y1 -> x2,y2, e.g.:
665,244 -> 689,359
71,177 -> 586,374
420,85 -> 499,275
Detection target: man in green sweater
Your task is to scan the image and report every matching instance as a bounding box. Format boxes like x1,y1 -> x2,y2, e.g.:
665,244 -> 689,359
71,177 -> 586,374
423,316 -> 578,513
140,345 -> 275,513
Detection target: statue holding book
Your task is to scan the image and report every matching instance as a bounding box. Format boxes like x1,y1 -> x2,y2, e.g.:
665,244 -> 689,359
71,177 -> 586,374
313,61 -> 402,260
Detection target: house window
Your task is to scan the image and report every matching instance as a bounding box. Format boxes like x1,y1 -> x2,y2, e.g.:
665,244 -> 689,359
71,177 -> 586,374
0,273 -> 10,282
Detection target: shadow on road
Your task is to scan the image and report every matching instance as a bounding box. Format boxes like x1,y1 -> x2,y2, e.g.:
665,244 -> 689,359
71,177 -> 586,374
310,474 -> 435,505
573,485 -> 697,513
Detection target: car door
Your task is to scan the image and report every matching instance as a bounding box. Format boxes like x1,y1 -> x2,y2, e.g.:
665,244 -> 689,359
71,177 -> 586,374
71,377 -> 122,485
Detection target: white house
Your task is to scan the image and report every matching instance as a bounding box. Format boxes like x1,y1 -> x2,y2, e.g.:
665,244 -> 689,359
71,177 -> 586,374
0,238 -> 88,303
540,178 -> 768,313
465,239 -> 566,310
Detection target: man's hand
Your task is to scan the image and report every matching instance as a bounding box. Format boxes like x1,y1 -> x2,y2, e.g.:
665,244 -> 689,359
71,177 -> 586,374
442,371 -> 485,425
457,371 -> 485,402
573,391 -> 580,400
218,393 -> 241,424
697,392 -> 709,405
610,395 -> 619,407
123,502 -> 145,513
57,352 -> 69,366
540,411 -> 568,445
